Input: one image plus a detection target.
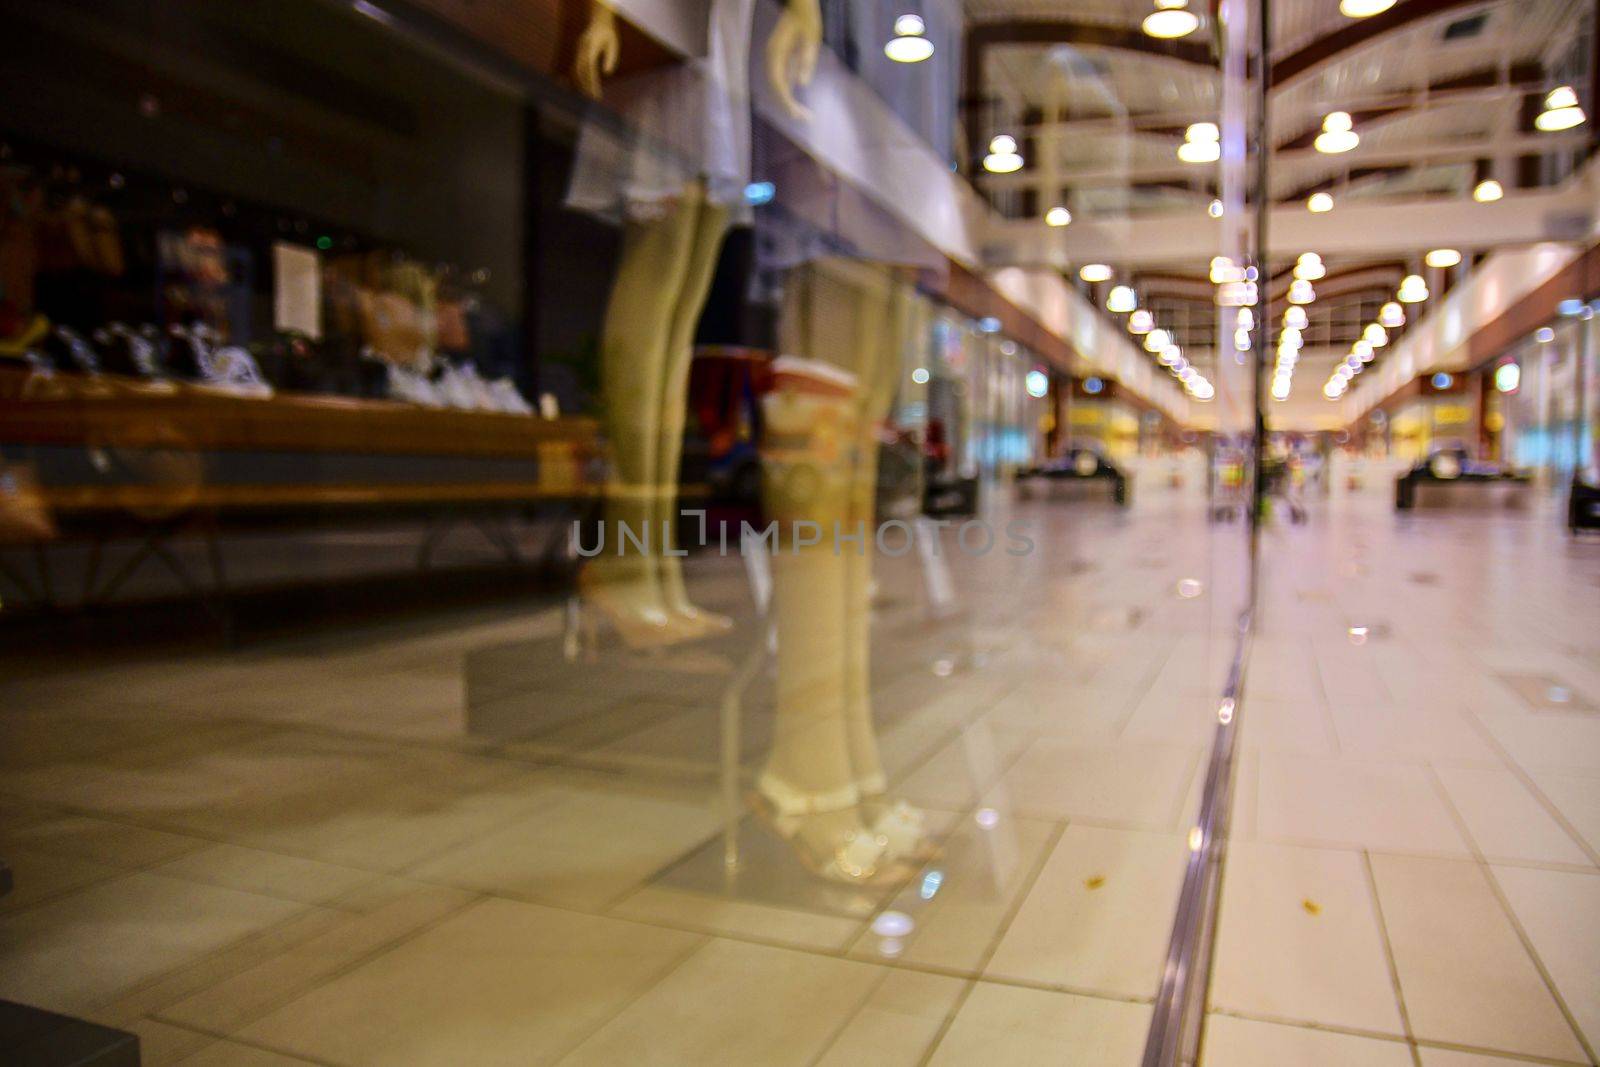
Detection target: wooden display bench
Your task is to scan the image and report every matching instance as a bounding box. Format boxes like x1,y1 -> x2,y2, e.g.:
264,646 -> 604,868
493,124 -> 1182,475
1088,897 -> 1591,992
0,366 -> 608,632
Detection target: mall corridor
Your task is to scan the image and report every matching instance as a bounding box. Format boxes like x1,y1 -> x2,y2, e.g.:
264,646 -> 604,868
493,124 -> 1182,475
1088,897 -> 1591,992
3,0 -> 1600,1063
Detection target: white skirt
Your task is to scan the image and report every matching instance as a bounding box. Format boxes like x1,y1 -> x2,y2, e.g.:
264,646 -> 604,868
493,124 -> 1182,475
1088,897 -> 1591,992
566,0 -> 755,225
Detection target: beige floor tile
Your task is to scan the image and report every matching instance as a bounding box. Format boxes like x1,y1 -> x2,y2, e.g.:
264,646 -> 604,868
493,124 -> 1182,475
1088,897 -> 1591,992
159,882 -> 475,1034
1490,865 -> 1600,1053
893,723 -> 1035,811
559,937 -> 884,1066
846,813 -> 1054,973
1235,697 -> 1340,758
240,897 -> 701,1066
1417,1049 -> 1566,1066
1434,767 -> 1593,867
1529,770 -> 1600,858
1256,755 -> 1471,856
988,740 -> 1201,830
151,844 -> 381,907
1478,714 -> 1600,775
1201,1014 -> 1413,1066
0,813 -> 207,869
611,885 -> 861,951
1211,842 -> 1403,1035
813,969 -> 968,1067
1370,853 -> 1586,1061
1326,704 -> 1498,765
0,847 -> 125,913
177,1039 -> 321,1065
0,872 -> 310,1015
406,785 -> 719,909
925,981 -> 1152,1066
986,825 -> 1187,999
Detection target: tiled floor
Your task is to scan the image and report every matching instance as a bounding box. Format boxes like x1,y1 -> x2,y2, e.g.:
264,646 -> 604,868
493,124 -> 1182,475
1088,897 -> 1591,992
1208,499 -> 1600,1067
1,488 -> 1596,1065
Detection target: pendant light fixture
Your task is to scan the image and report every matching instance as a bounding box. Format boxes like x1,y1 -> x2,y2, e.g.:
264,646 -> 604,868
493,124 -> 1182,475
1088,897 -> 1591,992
885,13 -> 935,63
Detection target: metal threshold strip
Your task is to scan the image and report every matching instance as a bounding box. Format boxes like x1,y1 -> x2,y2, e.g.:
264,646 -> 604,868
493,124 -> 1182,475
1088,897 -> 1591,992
1139,609 -> 1254,1067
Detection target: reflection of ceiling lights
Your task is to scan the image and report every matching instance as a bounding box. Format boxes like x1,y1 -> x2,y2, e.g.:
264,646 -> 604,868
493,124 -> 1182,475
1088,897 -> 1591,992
1079,263 -> 1112,283
1045,206 -> 1072,227
1314,111 -> 1359,154
1106,285 -> 1137,313
1473,179 -> 1503,203
1284,306 -> 1307,330
1143,0 -> 1199,39
1398,273 -> 1429,303
1177,120 -> 1220,163
1339,0 -> 1395,16
1424,248 -> 1461,269
1128,309 -> 1154,334
1379,301 -> 1405,328
1536,86 -> 1586,131
983,135 -> 1023,173
1293,252 -> 1325,281
1307,192 -> 1333,213
884,14 -> 935,62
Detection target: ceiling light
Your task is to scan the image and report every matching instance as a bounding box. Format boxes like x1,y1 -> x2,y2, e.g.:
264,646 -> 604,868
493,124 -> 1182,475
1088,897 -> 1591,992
1045,206 -> 1072,227
1209,256 -> 1242,284
1271,378 -> 1291,400
1143,0 -> 1199,39
1079,263 -> 1113,283
1160,344 -> 1182,365
1314,112 -> 1359,154
1284,306 -> 1308,330
1288,279 -> 1315,304
884,14 -> 934,62
1353,339 -> 1374,361
1340,0 -> 1395,16
1145,328 -> 1171,352
1280,326 -> 1303,348
1293,258 -> 1326,281
1234,328 -> 1251,351
1307,192 -> 1334,213
1324,380 -> 1345,399
1536,105 -> 1586,132
1208,198 -> 1224,218
1107,285 -> 1137,313
1129,308 -> 1154,334
1363,322 -> 1388,346
983,135 -> 1023,173
1177,140 -> 1220,163
1536,326 -> 1555,343
1186,122 -> 1220,143
1473,179 -> 1503,203
1237,308 -> 1255,330
1495,362 -> 1520,392
1425,248 -> 1462,268
1379,301 -> 1405,328
1398,273 -> 1429,302
1547,86 -> 1580,110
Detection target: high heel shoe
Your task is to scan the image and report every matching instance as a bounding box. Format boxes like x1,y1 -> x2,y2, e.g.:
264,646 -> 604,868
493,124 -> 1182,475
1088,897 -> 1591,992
745,792 -> 919,888
573,566 -> 689,651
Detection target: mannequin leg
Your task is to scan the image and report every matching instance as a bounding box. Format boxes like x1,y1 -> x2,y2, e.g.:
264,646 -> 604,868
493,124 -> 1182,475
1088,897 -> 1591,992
582,195 -> 700,645
841,278 -> 908,794
654,195 -> 733,634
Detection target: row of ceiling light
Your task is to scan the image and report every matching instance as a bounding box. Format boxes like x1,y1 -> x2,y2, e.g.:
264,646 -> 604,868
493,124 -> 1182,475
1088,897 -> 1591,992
1078,265 -> 1215,401
1141,0 -> 1400,42
1322,250 -> 1457,399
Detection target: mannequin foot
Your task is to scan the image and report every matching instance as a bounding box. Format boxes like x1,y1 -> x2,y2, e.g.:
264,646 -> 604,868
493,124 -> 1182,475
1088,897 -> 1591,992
578,563 -> 696,649
749,797 -> 917,888
859,793 -> 940,865
669,602 -> 734,637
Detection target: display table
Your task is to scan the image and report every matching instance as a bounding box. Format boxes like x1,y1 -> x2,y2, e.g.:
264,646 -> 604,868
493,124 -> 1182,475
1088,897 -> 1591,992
0,366 -> 608,622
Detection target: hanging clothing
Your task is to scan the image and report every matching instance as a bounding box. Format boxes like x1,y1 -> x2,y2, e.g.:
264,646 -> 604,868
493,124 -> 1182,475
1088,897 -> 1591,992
566,0 -> 756,225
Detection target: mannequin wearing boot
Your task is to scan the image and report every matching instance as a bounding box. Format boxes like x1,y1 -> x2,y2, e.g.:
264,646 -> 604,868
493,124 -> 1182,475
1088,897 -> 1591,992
752,265 -> 932,885
569,0 -> 821,648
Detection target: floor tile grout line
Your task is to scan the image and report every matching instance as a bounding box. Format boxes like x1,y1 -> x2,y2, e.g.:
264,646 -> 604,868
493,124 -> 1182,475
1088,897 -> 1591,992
1359,849 -> 1423,1067
141,1016 -> 347,1067
1454,704 -> 1600,870
1205,1006 -> 1593,1067
913,817 -> 1069,1067
147,889 -> 488,1045
1423,763 -> 1600,1067
542,935 -> 715,1065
